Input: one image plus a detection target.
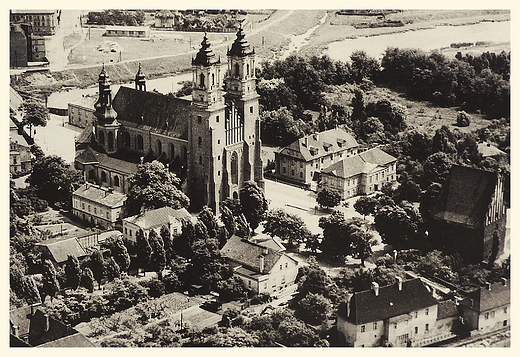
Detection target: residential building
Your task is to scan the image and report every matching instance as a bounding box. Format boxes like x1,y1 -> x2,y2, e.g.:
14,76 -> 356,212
10,22 -> 47,67
72,182 -> 127,229
10,306 -> 94,347
275,128 -> 359,186
122,206 -> 193,242
154,10 -> 177,28
427,165 -> 507,264
68,95 -> 96,128
458,279 -> 510,333
220,235 -> 299,295
75,26 -> 264,214
477,142 -> 507,159
336,278 -> 438,347
321,147 -> 397,198
10,10 -> 60,36
34,236 -> 89,267
104,25 -> 150,38
10,139 -> 32,175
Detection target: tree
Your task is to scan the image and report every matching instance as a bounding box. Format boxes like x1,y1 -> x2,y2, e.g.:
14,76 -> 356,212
174,80 -> 194,97
234,213 -> 251,239
296,256 -> 338,301
28,155 -> 84,208
239,181 -> 268,233
374,202 -> 424,250
149,229 -> 167,279
135,229 -> 152,276
456,111 -> 471,127
41,259 -> 60,303
316,188 -> 341,210
89,250 -> 105,289
104,256 -> 121,281
216,276 -> 247,302
105,235 -> 131,273
189,238 -> 231,292
21,275 -> 42,305
353,195 -> 379,218
80,267 -> 95,293
198,206 -> 219,238
295,293 -> 332,325
260,107 -> 305,146
160,225 -> 173,260
263,208 -> 311,247
64,255 -> 81,290
127,161 -> 189,214
219,205 -> 236,237
350,50 -> 380,83
349,226 -> 377,267
21,100 -> 49,127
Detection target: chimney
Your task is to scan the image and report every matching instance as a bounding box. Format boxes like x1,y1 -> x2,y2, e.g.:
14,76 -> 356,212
30,303 -> 41,316
313,133 -> 319,141
44,314 -> 50,332
396,276 -> 403,291
393,250 -> 398,261
501,278 -> 507,286
302,137 -> 308,147
12,324 -> 19,337
485,282 -> 491,290
469,298 -> 474,308
259,255 -> 265,273
371,282 -> 380,296
345,293 -> 353,317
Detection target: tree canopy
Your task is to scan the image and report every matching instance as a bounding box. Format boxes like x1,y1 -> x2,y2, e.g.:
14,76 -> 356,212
239,181 -> 268,232
263,208 -> 311,247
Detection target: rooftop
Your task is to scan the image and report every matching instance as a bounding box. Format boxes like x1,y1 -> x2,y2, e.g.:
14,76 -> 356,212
322,147 -> 396,178
459,279 -> 510,312
123,206 -> 192,230
73,183 -> 127,208
35,236 -> 87,264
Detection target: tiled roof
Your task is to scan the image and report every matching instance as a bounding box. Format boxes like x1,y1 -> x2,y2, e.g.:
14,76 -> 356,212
338,278 -> 438,325
73,183 -> 127,208
220,235 -> 294,274
10,305 -> 33,337
431,165 -> 499,227
35,237 -> 87,264
113,86 -> 190,139
36,333 -> 95,347
123,206 -> 192,230
278,128 -> 358,162
460,279 -> 510,312
75,124 -> 95,146
322,147 -> 396,178
437,299 -> 459,320
75,146 -> 139,175
250,235 -> 286,252
478,142 -> 506,157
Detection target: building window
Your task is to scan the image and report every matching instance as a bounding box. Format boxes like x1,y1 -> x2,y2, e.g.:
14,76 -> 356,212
414,311 -> 418,318
300,172 -> 303,178
197,115 -> 202,124
285,263 -> 288,268
425,323 -> 429,332
125,228 -> 127,235
360,325 -> 365,333
425,308 -> 429,316
82,203 -> 85,210
394,323 -> 398,329
280,265 -> 282,270
101,171 -> 107,182
114,176 -> 120,187
216,115 -> 219,123
485,312 -> 489,320
373,322 -> 377,330
491,311 -> 495,318
250,106 -> 253,114
199,156 -> 203,165
94,207 -> 97,214
414,326 -> 418,334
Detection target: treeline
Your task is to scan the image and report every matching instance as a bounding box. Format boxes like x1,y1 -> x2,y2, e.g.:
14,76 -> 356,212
380,48 -> 510,118
86,10 -> 146,26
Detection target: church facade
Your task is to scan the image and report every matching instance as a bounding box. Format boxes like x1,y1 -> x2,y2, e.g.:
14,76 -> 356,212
75,27 -> 264,214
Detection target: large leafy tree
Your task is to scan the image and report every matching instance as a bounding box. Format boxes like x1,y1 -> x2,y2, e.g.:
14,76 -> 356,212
127,161 -> 189,215
80,267 -> 95,293
89,250 -> 105,289
28,155 -> 84,207
198,206 -> 219,238
21,100 -> 49,127
64,255 -> 82,290
189,237 -> 231,292
160,224 -> 173,260
135,229 -> 152,275
219,204 -> 236,237
148,229 -> 167,279
260,107 -> 305,147
239,181 -> 268,233
316,187 -> 341,210
374,202 -> 424,250
294,293 -> 332,325
105,235 -> 131,273
104,256 -> 121,282
41,259 -> 60,302
263,208 -> 311,248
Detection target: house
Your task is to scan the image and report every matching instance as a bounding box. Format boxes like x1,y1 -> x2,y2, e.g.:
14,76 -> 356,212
68,95 -> 96,128
427,165 -> 507,264
220,235 -> 298,295
10,139 -> 33,175
275,128 -> 359,186
336,278 -> 438,347
122,206 -> 193,242
431,299 -> 461,344
72,182 -> 127,229
154,9 -> 177,28
477,142 -> 507,159
10,10 -> 60,36
75,26 -> 264,214
458,279 -> 510,333
34,236 -> 88,267
10,306 -> 94,347
104,25 -> 150,38
321,147 -> 397,199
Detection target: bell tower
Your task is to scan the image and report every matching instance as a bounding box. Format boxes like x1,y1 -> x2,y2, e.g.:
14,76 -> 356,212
135,63 -> 146,91
191,33 -> 224,108
94,64 -> 119,154
225,23 -> 257,100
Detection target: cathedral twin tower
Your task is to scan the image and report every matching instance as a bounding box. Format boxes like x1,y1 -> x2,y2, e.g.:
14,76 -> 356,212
88,27 -> 264,214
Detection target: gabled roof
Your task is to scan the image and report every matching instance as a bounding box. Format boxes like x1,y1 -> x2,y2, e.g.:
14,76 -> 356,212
123,206 -> 192,230
73,183 -> 127,208
36,333 -> 95,347
338,278 -> 437,325
278,128 -> 358,162
75,146 -> 139,175
322,147 -> 396,178
430,165 -> 500,228
75,124 -> 95,147
250,235 -> 286,252
478,142 -> 506,158
35,236 -> 87,264
221,235 -> 297,274
113,86 -> 190,139
10,305 -> 33,338
437,299 -> 459,320
459,279 -> 510,312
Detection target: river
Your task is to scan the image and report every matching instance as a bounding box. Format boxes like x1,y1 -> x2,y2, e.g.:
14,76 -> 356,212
326,20 -> 510,60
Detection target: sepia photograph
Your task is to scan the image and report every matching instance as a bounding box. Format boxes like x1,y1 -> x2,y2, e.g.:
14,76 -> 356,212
8,4 -> 511,348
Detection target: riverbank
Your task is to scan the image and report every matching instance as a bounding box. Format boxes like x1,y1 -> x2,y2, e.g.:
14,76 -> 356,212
301,9 -> 510,57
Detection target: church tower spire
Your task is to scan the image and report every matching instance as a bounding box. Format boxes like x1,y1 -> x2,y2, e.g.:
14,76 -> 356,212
93,64 -> 120,154
225,22 -> 257,99
191,33 -> 223,108
135,63 -> 146,91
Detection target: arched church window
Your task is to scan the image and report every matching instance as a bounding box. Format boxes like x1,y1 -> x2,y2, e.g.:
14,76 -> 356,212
157,140 -> 162,155
169,143 -> 175,160
231,151 -> 239,185
212,73 -> 215,86
114,175 -> 120,187
108,131 -> 114,151
123,132 -> 130,148
136,135 -> 144,151
98,130 -> 105,145
234,63 -> 240,77
199,73 -> 205,88
246,63 -> 250,77
101,171 -> 107,182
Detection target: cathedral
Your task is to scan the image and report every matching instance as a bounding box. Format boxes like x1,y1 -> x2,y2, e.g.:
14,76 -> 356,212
75,27 -> 264,214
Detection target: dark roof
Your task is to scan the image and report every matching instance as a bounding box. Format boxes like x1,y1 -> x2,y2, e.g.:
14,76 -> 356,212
28,310 -> 93,347
76,146 -> 139,175
123,206 -> 192,230
228,26 -> 254,57
113,86 -> 190,139
10,305 -> 33,338
430,165 -> 500,228
460,279 -> 510,312
437,299 -> 459,320
278,128 -> 358,162
322,147 -> 396,178
221,235 -> 295,274
75,124 -> 95,146
192,34 -> 220,66
36,333 -> 95,347
338,278 -> 438,325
